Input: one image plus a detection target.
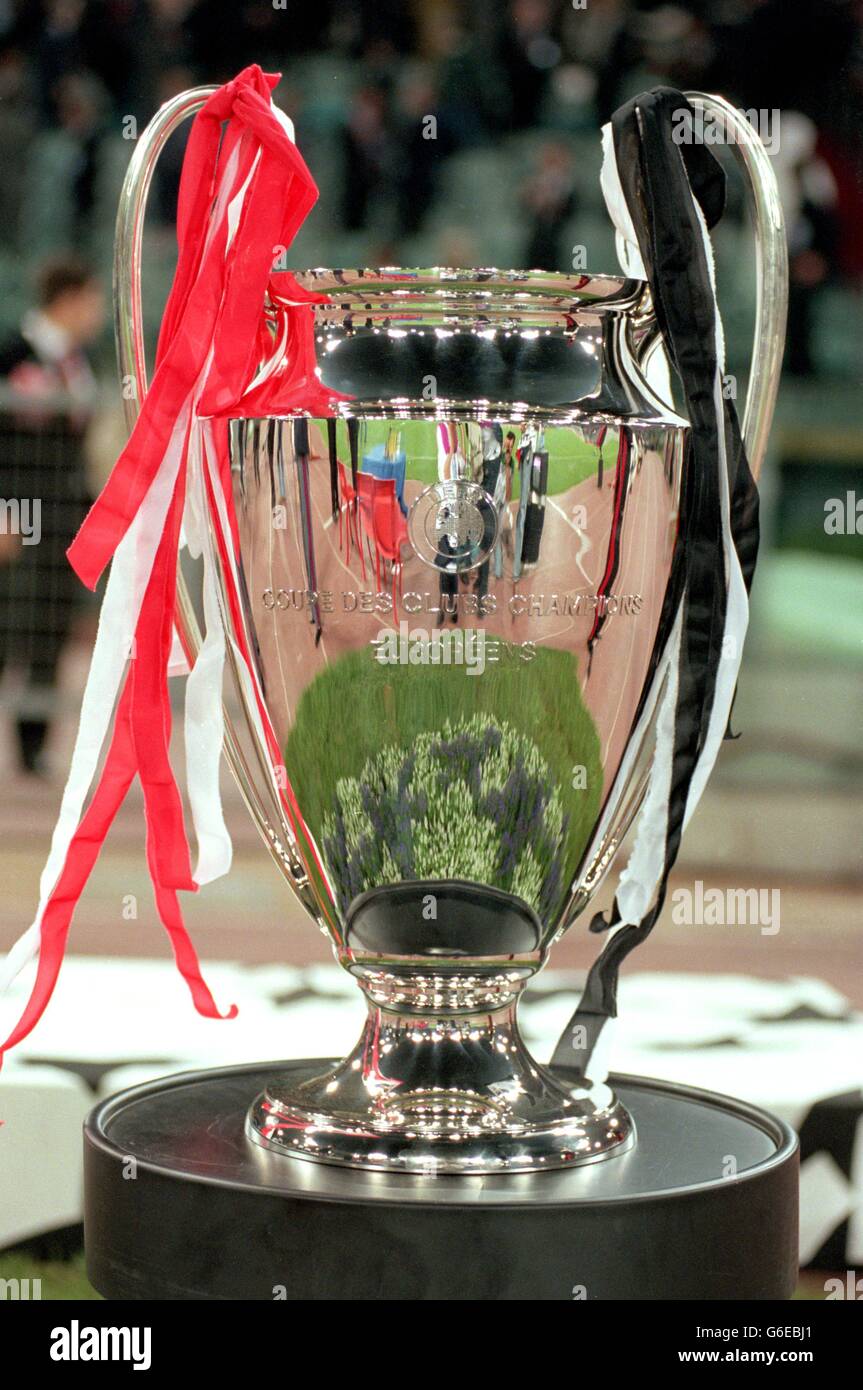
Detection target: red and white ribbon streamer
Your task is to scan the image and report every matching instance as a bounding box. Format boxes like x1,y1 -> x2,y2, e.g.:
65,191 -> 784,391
1,65 -> 340,1059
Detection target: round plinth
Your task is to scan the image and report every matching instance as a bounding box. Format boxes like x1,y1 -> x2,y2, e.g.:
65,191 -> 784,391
84,1059 -> 798,1301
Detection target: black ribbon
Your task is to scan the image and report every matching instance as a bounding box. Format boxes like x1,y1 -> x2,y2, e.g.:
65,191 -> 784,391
552,88 -> 760,1074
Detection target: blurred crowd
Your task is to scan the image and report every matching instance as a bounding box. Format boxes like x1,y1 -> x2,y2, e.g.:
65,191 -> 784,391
0,0 -> 859,376
0,1 -> 859,776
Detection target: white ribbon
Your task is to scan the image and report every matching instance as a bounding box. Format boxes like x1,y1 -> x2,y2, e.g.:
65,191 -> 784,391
181,422 -> 233,885
0,397 -> 193,991
0,100 -> 281,994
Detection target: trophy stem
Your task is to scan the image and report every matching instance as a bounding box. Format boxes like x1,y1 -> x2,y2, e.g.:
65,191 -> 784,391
246,967 -> 634,1174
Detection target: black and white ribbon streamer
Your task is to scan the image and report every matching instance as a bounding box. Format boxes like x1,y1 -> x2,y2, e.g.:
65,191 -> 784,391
553,88 -> 761,1081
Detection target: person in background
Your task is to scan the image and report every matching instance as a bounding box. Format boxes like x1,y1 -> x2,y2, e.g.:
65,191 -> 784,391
495,430 -> 517,577
434,420 -> 464,625
474,422 -> 518,598
394,66 -> 449,239
770,111 -> 840,377
0,254 -> 103,775
520,140 -> 576,271
511,424 -> 536,580
340,85 -> 393,233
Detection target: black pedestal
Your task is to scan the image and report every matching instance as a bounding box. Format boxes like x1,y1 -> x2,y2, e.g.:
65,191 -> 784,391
84,1060 -> 798,1301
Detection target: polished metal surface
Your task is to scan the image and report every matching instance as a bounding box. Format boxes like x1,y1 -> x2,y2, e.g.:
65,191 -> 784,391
226,284 -> 686,939
228,276 -> 682,1169
248,963 -> 634,1173
114,88 -> 787,1173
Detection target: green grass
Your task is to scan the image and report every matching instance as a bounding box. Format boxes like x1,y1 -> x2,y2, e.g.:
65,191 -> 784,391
0,1250 -> 100,1300
285,642 -> 602,924
332,418 -> 610,497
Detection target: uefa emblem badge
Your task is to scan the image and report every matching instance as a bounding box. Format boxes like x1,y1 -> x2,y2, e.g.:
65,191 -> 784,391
408,478 -> 499,572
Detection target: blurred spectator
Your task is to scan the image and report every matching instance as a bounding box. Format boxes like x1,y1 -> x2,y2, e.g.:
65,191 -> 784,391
0,254 -> 103,775
182,0 -> 281,82
332,0 -> 416,61
151,64 -> 197,227
29,0 -> 137,127
339,85 -> 393,232
771,112 -> 840,377
562,0 -> 626,85
521,139 -> 576,271
0,37 -> 37,250
128,3 -> 197,124
394,67 -> 452,238
52,69 -> 108,240
429,8 -> 503,147
627,3 -> 714,92
499,0 -> 562,131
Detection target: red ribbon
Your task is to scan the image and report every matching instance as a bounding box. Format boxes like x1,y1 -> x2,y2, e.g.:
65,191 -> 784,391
2,66 -> 332,1059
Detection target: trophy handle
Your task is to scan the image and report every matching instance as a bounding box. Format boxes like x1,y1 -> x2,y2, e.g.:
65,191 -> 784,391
114,86 -> 215,435
113,86 -> 307,890
685,91 -> 788,477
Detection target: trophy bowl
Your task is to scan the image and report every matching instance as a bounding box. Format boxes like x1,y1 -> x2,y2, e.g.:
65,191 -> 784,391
111,86 -> 786,1175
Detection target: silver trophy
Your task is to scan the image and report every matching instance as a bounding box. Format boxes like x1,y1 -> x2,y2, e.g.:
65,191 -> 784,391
115,89 -> 786,1174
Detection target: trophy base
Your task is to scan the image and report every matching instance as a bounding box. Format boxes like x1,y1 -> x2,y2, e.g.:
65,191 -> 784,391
244,880 -> 635,1174
246,1066 -> 632,1175
245,983 -> 633,1173
83,1062 -> 799,1300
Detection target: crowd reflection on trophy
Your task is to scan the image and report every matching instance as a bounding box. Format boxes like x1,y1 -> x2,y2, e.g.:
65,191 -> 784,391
334,418 -> 562,613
